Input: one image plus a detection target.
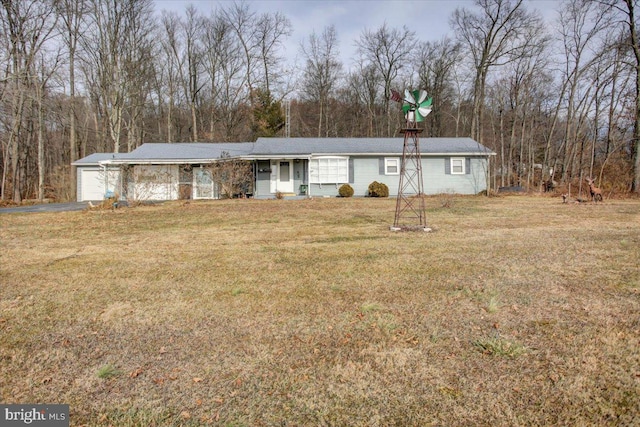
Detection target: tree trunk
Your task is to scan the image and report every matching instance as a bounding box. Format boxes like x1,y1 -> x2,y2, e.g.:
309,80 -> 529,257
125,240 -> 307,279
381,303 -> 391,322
69,48 -> 77,200
627,0 -> 640,193
38,93 -> 45,201
10,88 -> 26,203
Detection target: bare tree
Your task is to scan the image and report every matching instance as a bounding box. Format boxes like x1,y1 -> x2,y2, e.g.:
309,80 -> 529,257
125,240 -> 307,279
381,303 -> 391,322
122,1 -> 155,151
34,50 -> 63,200
624,0 -> 640,193
201,10 -> 247,141
345,63 -> 383,137
356,23 -> 415,136
597,0 -> 640,193
415,37 -> 462,137
159,11 -> 184,143
221,2 -> 259,107
81,0 -> 155,153
300,25 -> 343,137
0,0 -> 58,202
554,0 -> 608,184
57,0 -> 87,200
180,5 -> 204,142
254,11 -> 291,96
452,0 -> 545,145
210,151 -> 252,198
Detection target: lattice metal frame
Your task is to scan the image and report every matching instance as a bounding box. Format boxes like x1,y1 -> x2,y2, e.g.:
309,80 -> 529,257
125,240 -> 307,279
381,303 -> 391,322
391,124 -> 430,232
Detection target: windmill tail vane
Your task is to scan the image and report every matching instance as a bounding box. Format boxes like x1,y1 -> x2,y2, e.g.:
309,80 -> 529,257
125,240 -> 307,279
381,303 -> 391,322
390,89 -> 404,103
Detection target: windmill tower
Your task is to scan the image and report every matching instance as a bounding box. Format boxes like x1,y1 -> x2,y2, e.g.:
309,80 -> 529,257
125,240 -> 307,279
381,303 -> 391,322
390,89 -> 432,232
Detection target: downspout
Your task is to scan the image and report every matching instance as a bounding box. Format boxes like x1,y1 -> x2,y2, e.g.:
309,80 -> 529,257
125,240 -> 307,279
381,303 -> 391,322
307,156 -> 312,198
102,162 -> 108,199
252,161 -> 257,197
487,154 -> 491,195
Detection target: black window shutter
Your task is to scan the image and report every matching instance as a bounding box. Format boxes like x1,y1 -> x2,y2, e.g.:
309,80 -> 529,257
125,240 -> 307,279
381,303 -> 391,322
379,158 -> 385,175
444,157 -> 451,174
466,158 -> 471,174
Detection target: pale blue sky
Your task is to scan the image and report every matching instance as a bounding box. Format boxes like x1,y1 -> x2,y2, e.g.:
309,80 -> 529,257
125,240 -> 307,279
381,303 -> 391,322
154,0 -> 558,70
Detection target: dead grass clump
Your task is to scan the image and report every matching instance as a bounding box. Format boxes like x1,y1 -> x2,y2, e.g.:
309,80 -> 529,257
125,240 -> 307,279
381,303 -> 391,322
472,336 -> 526,358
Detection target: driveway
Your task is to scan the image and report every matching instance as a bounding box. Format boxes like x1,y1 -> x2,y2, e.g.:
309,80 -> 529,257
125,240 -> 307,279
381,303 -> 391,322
0,202 -> 90,214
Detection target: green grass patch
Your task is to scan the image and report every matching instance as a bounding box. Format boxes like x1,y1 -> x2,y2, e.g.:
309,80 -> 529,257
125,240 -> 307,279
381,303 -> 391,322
97,364 -> 121,379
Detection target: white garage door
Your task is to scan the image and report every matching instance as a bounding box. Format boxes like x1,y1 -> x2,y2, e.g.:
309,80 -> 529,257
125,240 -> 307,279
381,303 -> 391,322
80,169 -> 105,201
79,168 -> 120,201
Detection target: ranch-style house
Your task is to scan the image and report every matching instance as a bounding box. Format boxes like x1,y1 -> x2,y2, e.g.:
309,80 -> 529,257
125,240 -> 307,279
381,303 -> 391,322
72,137 -> 495,201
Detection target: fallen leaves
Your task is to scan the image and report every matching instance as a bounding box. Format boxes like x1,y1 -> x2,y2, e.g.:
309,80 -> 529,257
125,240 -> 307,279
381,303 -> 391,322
129,367 -> 144,378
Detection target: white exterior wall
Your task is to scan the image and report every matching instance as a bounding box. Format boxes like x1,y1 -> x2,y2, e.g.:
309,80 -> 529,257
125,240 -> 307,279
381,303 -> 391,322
128,165 -> 179,201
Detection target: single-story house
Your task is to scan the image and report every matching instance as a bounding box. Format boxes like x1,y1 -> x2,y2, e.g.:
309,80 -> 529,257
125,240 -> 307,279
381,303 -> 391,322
72,137 -> 495,201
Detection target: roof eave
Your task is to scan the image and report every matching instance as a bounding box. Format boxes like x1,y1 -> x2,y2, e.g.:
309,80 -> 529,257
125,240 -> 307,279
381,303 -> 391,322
100,158 -> 220,165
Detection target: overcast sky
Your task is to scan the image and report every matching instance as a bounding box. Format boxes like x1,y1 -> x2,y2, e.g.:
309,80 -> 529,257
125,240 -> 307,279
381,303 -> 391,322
154,0 -> 559,71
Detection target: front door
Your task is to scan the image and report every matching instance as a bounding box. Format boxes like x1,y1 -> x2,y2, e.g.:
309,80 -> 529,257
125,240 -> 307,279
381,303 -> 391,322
270,160 -> 294,194
194,168 -> 215,199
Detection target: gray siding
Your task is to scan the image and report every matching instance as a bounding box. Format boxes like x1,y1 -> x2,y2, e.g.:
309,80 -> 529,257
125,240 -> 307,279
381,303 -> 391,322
424,157 -> 487,195
307,156 -> 488,197
256,155 -> 488,198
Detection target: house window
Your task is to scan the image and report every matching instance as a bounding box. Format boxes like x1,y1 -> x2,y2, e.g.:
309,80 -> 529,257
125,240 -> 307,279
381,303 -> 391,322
384,158 -> 400,175
310,157 -> 348,183
450,157 -> 465,174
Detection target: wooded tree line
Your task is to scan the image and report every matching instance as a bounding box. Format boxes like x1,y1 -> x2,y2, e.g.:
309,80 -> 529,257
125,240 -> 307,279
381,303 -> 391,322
1,0 -> 639,202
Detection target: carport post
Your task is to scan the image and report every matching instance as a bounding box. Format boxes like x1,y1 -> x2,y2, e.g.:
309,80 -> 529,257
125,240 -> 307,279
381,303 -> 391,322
102,163 -> 108,199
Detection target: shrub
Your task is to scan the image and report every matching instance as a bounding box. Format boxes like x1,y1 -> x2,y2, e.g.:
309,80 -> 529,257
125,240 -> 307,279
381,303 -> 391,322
368,181 -> 389,198
338,184 -> 354,198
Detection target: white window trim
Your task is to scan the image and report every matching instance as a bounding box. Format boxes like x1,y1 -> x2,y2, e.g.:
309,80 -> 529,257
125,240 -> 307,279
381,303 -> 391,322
309,156 -> 349,184
450,157 -> 466,175
384,157 -> 400,175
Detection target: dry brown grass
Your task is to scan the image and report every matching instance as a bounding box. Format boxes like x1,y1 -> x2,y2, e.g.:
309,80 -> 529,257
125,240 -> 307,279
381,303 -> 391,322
1,196 -> 639,426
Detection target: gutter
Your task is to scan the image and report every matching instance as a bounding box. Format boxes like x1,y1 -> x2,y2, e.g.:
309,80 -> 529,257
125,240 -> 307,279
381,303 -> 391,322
99,158 -> 220,166
245,152 -> 495,158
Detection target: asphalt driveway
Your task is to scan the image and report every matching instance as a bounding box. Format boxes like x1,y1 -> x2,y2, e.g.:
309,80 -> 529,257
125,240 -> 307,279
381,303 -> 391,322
0,202 -> 90,214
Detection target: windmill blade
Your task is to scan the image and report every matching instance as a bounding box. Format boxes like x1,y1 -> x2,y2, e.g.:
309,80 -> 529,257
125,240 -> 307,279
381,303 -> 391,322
417,96 -> 433,117
404,89 -> 416,105
419,96 -> 433,108
417,106 -> 432,120
417,89 -> 428,104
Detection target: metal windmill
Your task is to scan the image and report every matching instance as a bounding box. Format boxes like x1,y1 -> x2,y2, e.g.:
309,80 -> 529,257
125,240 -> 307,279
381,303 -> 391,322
389,88 -> 432,232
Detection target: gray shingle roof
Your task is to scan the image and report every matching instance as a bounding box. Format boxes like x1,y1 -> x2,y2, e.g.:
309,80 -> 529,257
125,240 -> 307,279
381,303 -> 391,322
74,138 -> 494,165
108,142 -> 255,163
71,153 -> 126,165
251,137 -> 494,157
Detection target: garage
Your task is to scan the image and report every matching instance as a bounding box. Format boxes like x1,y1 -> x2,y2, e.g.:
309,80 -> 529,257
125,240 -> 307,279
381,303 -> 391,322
79,169 -> 105,201
72,153 -> 122,202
